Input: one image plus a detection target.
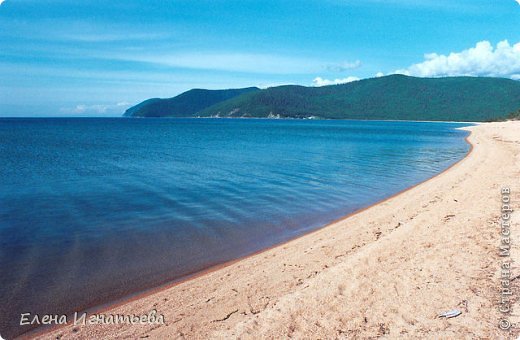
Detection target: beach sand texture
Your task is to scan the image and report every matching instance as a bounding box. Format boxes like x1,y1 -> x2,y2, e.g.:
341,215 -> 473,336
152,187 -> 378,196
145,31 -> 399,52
38,121 -> 520,339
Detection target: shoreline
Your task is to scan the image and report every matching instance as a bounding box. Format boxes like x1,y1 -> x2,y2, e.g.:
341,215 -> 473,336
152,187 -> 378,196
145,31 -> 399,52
2,116 -> 480,124
19,126 -> 474,339
25,121 -> 520,339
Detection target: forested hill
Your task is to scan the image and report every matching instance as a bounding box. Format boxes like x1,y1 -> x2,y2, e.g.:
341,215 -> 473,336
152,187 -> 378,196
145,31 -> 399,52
197,75 -> 520,122
123,87 -> 260,117
124,75 -> 520,121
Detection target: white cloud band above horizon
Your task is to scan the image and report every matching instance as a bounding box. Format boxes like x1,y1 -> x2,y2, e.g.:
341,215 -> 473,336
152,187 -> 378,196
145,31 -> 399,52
326,60 -> 362,72
312,76 -> 360,86
395,40 -> 520,80
109,52 -> 363,76
59,102 -> 131,116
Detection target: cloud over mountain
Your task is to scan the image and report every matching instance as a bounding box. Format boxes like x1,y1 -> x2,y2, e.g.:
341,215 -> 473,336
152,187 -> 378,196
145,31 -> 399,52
312,76 -> 360,86
395,40 -> 520,80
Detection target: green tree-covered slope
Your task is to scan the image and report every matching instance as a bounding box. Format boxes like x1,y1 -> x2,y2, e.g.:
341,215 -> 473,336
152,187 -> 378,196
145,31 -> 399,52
123,87 -> 260,117
197,75 -> 520,122
506,108 -> 520,120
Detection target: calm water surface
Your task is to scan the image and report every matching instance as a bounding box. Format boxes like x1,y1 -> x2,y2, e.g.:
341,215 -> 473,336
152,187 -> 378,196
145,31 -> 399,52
0,118 -> 470,337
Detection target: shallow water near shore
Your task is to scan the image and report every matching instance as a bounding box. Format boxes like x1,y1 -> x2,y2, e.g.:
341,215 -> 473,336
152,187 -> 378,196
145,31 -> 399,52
0,118 -> 470,338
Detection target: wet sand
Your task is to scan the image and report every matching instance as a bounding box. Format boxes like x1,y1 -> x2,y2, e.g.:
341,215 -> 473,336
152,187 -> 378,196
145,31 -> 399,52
35,121 -> 520,339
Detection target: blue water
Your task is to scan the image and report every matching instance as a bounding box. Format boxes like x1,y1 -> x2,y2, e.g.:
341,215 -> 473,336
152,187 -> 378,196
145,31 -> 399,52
0,118 -> 470,337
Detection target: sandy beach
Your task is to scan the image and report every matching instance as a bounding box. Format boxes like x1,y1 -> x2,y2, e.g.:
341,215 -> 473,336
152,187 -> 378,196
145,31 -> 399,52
35,121 -> 519,339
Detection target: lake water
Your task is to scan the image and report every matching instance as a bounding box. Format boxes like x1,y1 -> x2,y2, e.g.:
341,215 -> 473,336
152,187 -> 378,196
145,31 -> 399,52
0,118 -> 470,337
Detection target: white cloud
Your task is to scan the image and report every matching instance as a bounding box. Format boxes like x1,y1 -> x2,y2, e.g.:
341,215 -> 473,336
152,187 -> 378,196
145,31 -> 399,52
312,76 -> 360,86
256,81 -> 297,89
59,102 -> 130,116
515,0 -> 520,5
375,72 -> 385,77
395,40 -> 520,79
105,52 -> 363,75
0,0 -> 6,6
326,60 -> 362,72
111,52 -> 329,75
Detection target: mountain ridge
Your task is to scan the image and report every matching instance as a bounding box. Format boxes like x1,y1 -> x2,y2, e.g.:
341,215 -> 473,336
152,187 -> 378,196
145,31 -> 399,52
123,87 -> 260,118
124,75 -> 520,122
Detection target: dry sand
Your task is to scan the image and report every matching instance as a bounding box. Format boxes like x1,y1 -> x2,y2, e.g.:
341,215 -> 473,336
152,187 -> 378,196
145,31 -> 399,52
35,121 -> 520,339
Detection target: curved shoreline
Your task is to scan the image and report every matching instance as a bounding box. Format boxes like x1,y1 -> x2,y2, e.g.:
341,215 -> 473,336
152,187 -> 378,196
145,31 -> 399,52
18,127 -> 476,339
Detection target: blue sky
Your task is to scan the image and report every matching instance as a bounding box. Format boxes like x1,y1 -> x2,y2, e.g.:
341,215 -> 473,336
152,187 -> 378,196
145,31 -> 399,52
1,0 -> 519,117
